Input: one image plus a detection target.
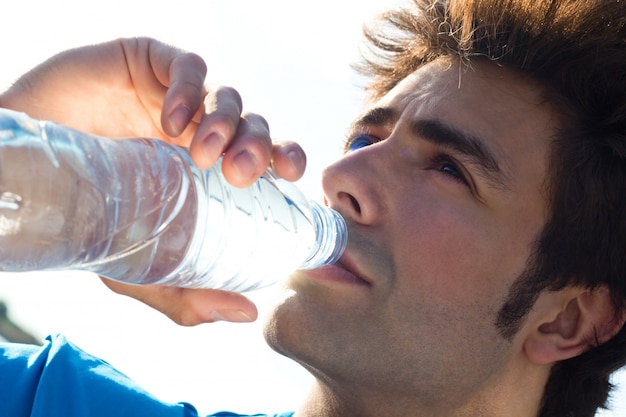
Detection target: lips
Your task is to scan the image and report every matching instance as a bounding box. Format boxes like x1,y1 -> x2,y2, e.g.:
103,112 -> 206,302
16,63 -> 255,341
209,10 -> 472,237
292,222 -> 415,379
300,252 -> 372,288
335,254 -> 372,286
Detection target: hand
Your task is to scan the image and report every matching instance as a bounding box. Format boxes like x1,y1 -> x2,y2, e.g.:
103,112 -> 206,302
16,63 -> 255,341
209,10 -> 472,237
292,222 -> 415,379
0,37 -> 307,324
0,37 -> 306,186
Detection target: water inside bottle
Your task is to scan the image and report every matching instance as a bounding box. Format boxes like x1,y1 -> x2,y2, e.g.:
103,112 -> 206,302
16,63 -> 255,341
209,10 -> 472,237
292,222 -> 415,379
0,192 -> 22,211
0,108 -> 334,291
158,167 -> 317,290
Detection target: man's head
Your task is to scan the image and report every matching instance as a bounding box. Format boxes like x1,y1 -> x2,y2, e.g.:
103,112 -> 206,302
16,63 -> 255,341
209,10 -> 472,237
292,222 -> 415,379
265,1 -> 626,416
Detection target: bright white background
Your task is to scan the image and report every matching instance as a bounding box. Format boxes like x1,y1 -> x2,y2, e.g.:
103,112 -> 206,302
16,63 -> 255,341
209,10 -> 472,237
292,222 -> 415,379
0,1 -> 624,416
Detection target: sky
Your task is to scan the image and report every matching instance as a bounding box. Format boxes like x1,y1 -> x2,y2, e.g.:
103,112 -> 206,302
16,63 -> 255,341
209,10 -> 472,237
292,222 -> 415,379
0,1 -> 624,416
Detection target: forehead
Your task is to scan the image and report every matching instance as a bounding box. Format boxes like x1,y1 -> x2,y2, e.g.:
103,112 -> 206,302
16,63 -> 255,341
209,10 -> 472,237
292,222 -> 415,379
376,58 -> 556,136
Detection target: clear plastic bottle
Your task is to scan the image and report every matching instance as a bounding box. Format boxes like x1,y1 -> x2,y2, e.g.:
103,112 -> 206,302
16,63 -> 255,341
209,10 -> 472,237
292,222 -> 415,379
0,109 -> 347,292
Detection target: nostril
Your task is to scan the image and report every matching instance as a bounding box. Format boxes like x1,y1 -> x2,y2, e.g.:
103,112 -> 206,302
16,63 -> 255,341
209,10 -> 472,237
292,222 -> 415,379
337,192 -> 361,215
350,195 -> 361,214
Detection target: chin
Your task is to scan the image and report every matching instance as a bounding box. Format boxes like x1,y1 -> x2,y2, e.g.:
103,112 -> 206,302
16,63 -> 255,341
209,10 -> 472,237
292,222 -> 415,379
262,272 -> 366,366
262,288 -> 301,357
262,284 -> 330,367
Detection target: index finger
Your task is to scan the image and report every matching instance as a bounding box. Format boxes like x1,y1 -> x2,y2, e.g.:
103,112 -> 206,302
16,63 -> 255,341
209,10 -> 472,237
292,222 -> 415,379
116,38 -> 207,139
159,50 -> 208,137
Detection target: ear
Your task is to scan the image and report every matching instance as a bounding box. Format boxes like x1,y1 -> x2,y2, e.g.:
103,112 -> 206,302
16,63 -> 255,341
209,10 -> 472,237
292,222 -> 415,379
524,286 -> 625,366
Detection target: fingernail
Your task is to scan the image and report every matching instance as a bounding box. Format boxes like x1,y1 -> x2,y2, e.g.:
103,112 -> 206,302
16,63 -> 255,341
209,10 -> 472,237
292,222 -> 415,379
287,149 -> 305,173
211,309 -> 254,323
233,150 -> 257,183
202,132 -> 225,162
168,105 -> 190,136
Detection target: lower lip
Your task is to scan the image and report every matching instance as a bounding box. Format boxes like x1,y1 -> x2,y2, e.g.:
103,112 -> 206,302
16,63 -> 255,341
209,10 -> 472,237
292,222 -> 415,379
300,264 -> 370,287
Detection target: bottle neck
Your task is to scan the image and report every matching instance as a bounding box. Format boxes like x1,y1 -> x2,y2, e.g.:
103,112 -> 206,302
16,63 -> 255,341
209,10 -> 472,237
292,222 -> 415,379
299,201 -> 347,269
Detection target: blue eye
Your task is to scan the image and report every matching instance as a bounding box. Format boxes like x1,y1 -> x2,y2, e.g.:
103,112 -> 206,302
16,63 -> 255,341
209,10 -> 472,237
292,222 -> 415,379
346,134 -> 375,152
431,154 -> 469,186
441,163 -> 462,179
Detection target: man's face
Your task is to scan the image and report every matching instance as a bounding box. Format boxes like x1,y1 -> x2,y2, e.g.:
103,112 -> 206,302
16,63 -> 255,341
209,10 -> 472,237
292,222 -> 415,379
265,58 -> 557,406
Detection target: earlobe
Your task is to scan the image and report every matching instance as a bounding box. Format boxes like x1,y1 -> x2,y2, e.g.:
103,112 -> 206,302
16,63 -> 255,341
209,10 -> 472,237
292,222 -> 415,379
524,287 -> 625,366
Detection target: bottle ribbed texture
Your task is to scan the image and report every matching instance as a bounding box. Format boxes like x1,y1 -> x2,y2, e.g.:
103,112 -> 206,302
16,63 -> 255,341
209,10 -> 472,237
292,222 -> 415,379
0,109 -> 347,291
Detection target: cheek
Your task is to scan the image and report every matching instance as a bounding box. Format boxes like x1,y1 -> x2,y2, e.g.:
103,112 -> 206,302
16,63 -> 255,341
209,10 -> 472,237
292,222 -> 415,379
389,201 -> 523,308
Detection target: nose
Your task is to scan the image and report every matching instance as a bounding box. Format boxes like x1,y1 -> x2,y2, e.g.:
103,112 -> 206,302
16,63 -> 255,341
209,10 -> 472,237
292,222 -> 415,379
321,148 -> 384,226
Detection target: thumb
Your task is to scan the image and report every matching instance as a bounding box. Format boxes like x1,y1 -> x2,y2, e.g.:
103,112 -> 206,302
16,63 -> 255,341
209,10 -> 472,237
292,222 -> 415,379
101,277 -> 258,326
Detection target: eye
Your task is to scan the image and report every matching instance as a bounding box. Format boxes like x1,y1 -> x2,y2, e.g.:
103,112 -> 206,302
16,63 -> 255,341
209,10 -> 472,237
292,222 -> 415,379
345,134 -> 377,153
431,154 -> 469,186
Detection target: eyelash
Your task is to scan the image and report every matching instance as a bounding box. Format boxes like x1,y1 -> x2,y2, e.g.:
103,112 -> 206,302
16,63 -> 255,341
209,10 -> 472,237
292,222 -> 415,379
429,154 -> 469,186
344,134 -> 378,153
345,134 -> 470,187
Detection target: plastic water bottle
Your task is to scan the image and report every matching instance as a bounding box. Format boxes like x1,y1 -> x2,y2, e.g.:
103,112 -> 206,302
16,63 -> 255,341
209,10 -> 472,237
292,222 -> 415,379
0,109 -> 347,292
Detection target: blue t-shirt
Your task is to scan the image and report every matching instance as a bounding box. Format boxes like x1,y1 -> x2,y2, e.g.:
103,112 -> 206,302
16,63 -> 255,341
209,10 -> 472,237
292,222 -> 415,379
0,334 -> 294,417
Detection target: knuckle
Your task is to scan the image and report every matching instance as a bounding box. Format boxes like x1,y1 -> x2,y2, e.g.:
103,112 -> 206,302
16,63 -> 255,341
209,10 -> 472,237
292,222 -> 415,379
173,79 -> 204,100
182,52 -> 207,74
242,111 -> 269,130
206,112 -> 239,136
204,86 -> 243,120
170,309 -> 197,327
214,85 -> 243,112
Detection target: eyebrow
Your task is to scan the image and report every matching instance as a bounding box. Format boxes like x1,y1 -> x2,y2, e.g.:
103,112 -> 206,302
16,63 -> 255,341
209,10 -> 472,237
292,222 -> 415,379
350,107 -> 511,191
343,107 -> 398,153
351,107 -> 398,128
413,119 -> 511,191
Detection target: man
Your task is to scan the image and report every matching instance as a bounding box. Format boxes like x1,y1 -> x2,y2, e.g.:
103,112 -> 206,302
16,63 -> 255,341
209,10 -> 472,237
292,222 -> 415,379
1,0 -> 625,416
268,1 -> 625,416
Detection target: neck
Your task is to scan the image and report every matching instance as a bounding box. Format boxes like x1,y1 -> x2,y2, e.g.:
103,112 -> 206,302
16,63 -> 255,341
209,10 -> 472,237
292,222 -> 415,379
293,359 -> 550,417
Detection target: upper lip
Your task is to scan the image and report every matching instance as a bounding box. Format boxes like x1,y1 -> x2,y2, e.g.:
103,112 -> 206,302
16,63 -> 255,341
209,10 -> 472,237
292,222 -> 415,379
335,252 -> 373,286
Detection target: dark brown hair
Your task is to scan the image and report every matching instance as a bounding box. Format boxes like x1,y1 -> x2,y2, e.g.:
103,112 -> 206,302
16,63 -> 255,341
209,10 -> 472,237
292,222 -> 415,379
358,1 -> 626,415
